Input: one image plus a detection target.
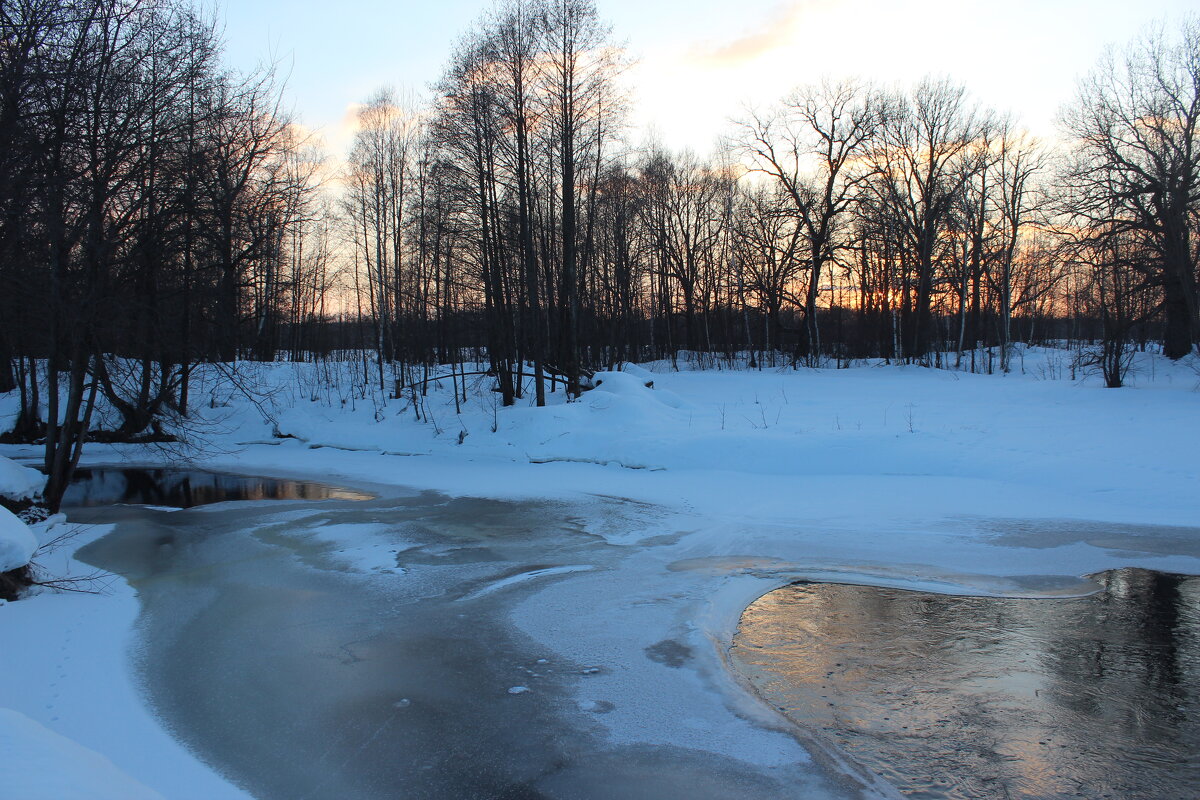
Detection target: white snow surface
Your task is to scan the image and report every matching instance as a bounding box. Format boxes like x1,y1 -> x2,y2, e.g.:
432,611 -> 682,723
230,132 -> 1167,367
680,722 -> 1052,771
1,347 -> 1199,798
0,515 -> 255,800
0,708 -> 163,800
0,454 -> 44,572
0,505 -> 37,572
0,453 -> 43,501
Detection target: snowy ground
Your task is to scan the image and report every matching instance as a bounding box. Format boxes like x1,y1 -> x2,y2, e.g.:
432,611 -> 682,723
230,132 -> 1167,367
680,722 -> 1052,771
2,347 -> 1199,798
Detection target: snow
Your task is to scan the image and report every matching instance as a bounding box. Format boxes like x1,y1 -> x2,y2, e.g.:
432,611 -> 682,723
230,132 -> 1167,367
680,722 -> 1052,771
460,564 -> 596,601
0,453 -> 43,501
0,346 -> 1198,798
284,519 -> 408,573
0,455 -> 43,572
0,708 -> 162,800
0,505 -> 37,572
113,350 -> 1193,533
0,517 -> 255,800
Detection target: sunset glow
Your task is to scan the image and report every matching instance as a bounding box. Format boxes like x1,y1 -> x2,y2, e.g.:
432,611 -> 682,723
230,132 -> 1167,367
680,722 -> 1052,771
220,0 -> 1197,156
2,2 -> 1199,795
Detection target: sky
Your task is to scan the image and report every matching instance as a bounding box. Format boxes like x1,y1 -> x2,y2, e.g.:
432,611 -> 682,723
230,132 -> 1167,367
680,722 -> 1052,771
214,0 -> 1198,159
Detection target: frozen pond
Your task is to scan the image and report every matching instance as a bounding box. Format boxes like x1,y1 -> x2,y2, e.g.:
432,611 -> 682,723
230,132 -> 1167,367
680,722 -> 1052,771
731,570 -> 1200,799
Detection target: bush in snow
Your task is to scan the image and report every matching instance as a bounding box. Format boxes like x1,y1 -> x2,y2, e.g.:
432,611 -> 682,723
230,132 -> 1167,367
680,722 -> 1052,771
0,456 -> 45,599
0,506 -> 38,600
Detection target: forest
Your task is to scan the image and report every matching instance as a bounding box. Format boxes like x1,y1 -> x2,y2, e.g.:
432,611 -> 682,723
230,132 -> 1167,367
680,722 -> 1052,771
0,0 -> 1198,508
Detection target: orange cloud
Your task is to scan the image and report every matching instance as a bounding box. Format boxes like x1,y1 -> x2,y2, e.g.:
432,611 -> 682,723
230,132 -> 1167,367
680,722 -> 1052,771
688,1 -> 829,67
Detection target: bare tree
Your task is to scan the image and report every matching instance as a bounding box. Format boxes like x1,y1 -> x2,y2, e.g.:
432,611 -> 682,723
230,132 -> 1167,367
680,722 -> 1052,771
493,0 -> 549,403
732,183 -> 803,359
990,125 -> 1047,370
738,79 -> 886,364
540,0 -> 622,395
345,88 -> 419,392
866,78 -> 989,361
1061,18 -> 1200,359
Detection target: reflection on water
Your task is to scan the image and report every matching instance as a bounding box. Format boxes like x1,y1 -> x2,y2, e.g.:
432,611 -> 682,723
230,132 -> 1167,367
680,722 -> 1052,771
63,468 -> 373,508
731,569 -> 1200,800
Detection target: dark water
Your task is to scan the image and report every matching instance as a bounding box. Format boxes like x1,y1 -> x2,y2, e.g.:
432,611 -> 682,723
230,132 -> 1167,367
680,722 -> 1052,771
62,467 -> 373,508
731,569 -> 1200,799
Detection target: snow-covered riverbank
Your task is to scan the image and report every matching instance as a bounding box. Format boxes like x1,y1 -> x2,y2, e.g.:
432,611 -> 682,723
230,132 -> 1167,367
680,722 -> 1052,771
2,348 -> 1199,798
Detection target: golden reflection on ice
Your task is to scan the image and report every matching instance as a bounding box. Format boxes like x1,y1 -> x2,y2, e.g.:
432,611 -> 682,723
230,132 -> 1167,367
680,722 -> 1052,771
732,569 -> 1200,799
63,468 -> 374,508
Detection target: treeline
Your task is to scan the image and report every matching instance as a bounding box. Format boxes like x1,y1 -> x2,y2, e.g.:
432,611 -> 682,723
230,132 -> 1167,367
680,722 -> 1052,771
1,0 -> 1198,507
338,2 -> 1200,404
0,0 -> 324,506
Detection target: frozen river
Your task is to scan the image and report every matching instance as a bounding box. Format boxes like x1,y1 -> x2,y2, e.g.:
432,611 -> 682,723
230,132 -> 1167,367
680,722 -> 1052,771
65,468 -> 1200,799
71,471 -> 861,799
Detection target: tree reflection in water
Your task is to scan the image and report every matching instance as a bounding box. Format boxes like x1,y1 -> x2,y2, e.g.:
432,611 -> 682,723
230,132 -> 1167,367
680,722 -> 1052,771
62,468 -> 373,508
732,568 -> 1199,800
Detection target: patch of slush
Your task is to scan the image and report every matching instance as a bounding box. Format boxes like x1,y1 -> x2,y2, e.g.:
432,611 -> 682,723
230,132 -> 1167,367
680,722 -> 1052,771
511,559 -> 816,769
459,564 -> 596,601
281,520 -> 406,573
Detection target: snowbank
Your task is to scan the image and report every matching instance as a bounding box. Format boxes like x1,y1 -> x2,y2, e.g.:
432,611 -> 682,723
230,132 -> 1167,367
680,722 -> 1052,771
0,708 -> 163,800
0,454 -> 43,502
0,506 -> 37,572
0,517 -> 254,800
0,346 -> 1198,798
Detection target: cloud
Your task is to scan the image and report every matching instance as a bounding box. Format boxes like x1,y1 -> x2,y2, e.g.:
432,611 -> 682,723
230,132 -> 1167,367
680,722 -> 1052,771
688,1 -> 827,67
328,102 -> 366,154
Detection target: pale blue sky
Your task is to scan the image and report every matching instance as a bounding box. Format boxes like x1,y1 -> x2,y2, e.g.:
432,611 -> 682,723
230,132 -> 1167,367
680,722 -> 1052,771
214,0 -> 1198,157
